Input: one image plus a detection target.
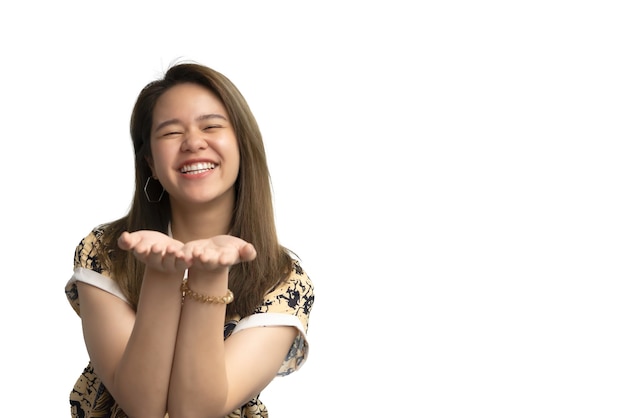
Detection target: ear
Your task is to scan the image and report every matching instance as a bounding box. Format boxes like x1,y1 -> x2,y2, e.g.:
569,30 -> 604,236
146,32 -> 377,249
145,156 -> 157,179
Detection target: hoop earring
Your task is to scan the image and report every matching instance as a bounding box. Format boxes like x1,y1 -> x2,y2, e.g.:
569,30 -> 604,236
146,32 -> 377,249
144,176 -> 165,203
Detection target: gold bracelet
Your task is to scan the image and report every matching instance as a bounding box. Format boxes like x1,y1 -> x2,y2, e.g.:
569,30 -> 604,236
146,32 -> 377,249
181,279 -> 234,305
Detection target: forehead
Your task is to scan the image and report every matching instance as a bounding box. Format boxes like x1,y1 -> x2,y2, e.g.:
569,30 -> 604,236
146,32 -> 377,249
153,83 -> 226,118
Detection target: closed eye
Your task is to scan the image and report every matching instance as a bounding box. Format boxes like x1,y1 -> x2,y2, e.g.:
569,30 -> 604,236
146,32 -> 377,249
203,125 -> 221,131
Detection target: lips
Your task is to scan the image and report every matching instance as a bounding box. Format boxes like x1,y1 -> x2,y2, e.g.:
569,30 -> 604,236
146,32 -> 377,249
179,161 -> 216,174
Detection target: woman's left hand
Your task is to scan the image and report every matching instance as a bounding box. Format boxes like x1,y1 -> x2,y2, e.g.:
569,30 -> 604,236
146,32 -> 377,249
181,235 -> 257,272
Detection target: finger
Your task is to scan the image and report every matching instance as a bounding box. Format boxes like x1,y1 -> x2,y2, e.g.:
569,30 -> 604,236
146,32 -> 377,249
193,247 -> 221,265
166,242 -> 187,258
126,233 -> 154,254
160,252 -> 179,272
174,256 -> 191,271
162,245 -> 188,271
180,245 -> 196,262
117,231 -> 135,250
239,243 -> 257,262
140,243 -> 164,265
216,248 -> 241,266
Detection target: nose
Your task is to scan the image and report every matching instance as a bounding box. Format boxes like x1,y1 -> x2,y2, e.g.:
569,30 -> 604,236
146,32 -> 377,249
181,129 -> 208,152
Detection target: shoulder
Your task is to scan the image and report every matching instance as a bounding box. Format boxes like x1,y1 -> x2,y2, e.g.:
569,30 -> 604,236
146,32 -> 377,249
66,225 -> 122,316
74,225 -> 108,275
286,259 -> 314,299
255,259 -> 315,330
268,259 -> 314,303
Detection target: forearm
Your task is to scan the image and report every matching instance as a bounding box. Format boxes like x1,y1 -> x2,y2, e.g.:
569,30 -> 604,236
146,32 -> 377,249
113,268 -> 184,417
167,269 -> 230,417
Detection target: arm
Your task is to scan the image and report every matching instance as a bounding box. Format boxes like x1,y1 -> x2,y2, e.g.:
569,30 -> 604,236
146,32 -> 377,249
165,236 -> 298,418
167,269 -> 298,418
78,231 -> 188,418
80,231 -> 300,418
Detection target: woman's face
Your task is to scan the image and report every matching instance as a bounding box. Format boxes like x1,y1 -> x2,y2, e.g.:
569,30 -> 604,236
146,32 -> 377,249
148,82 -> 240,211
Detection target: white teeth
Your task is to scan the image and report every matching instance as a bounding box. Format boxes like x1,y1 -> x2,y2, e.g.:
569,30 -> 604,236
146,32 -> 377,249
180,162 -> 216,174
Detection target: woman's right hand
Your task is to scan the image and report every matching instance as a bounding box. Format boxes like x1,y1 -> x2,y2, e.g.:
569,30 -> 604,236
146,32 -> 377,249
118,230 -> 190,272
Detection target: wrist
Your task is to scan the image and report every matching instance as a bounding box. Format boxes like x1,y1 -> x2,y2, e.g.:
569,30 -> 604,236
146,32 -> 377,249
181,279 -> 233,305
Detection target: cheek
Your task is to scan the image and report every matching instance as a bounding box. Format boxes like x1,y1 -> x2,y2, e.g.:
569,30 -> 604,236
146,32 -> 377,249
219,135 -> 240,170
150,145 -> 174,177
229,145 -> 241,176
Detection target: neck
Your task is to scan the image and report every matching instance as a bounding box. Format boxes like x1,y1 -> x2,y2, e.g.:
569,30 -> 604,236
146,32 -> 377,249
169,195 -> 234,243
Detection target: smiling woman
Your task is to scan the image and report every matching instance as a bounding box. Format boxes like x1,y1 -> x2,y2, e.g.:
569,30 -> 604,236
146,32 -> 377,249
64,62 -> 315,418
149,83 -> 241,210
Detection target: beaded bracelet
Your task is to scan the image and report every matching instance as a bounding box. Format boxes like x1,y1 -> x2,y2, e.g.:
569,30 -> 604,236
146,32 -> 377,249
181,279 -> 234,305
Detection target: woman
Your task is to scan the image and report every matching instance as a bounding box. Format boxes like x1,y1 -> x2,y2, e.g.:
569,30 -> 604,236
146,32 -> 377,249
65,62 -> 314,418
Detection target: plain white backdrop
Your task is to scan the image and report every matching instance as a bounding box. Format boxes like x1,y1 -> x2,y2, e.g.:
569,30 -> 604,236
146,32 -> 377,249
0,1 -> 625,416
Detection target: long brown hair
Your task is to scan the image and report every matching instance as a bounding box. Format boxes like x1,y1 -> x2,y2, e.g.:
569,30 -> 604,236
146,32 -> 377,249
98,62 -> 293,317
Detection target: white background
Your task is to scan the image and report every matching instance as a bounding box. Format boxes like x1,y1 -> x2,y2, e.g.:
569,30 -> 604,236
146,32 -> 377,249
0,1 -> 624,416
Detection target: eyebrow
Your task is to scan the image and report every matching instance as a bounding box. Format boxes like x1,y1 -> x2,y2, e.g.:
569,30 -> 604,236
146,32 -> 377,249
154,113 -> 228,132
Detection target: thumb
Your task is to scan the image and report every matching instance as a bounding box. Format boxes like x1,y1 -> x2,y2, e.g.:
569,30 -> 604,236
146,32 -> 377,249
239,243 -> 257,262
117,231 -> 134,250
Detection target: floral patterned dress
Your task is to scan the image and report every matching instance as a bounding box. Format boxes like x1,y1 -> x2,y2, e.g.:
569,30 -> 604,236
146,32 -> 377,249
65,227 -> 315,418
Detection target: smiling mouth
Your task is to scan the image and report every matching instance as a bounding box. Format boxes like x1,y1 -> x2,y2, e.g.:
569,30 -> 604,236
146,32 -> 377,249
180,162 -> 217,174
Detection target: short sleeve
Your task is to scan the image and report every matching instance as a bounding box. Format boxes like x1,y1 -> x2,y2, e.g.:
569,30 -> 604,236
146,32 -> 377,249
231,260 -> 315,376
64,227 -> 128,316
